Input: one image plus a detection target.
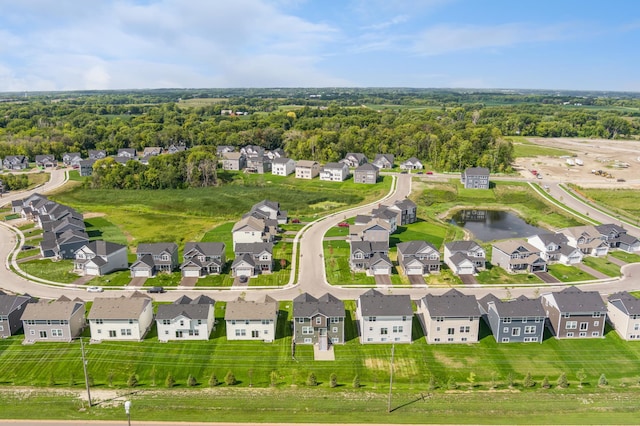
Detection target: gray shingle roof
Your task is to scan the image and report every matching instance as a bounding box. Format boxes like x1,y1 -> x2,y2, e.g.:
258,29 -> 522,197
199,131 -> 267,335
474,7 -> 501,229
358,289 -> 412,316
293,293 -> 344,318
546,286 -> 606,313
225,296 -> 277,320
156,303 -> 211,321
479,294 -> 544,317
445,240 -> 482,252
422,289 -> 480,317
21,297 -> 84,320
83,240 -> 126,256
137,242 -> 178,256
608,291 -> 640,315
0,295 -> 33,316
88,295 -> 151,320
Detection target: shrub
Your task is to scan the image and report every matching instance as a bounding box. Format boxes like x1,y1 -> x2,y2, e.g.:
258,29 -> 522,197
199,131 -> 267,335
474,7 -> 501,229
598,373 -> 608,387
306,372 -> 318,387
523,372 -> 535,388
330,373 -> 338,388
225,370 -> 236,386
557,372 -> 568,389
352,374 -> 361,389
208,373 -> 219,387
165,373 -> 176,388
187,374 -> 197,387
447,377 -> 458,390
127,373 -> 138,388
542,376 -> 551,389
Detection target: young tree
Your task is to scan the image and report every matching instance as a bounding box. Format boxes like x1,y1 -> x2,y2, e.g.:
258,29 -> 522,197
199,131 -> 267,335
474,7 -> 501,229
306,372 -> 318,387
208,373 -> 219,387
490,371 -> 499,389
576,369 -> 587,388
150,365 -> 158,387
270,370 -> 278,387
557,372 -> 568,389
107,371 -> 115,387
466,372 -> 476,390
127,373 -> 138,388
523,372 -> 535,388
542,376 -> 551,389
598,373 -> 608,387
165,373 -> 176,388
68,372 -> 76,387
352,374 -> 361,389
87,374 -> 95,387
187,374 -> 197,387
330,373 -> 338,388
225,370 -> 236,386
248,369 -> 254,387
447,377 -> 458,390
48,372 -> 56,387
507,372 -> 515,388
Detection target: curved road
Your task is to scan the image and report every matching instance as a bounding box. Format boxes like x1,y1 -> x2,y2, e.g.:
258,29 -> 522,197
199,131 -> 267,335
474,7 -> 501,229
1,170 -> 639,302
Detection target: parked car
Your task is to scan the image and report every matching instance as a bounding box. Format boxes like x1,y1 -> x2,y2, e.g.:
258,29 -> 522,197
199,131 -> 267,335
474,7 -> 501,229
87,286 -> 104,293
416,171 -> 424,174
400,170 -> 408,174
238,275 -> 248,283
21,245 -> 35,251
337,222 -> 349,227
426,171 -> 433,175
291,218 -> 301,223
147,286 -> 166,293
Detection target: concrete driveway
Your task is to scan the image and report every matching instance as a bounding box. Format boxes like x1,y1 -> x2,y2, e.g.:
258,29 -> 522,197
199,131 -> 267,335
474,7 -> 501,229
576,263 -> 609,279
459,274 -> 478,285
374,275 -> 391,286
408,275 -> 426,286
535,271 -> 561,284
128,277 -> 147,287
180,277 -> 198,287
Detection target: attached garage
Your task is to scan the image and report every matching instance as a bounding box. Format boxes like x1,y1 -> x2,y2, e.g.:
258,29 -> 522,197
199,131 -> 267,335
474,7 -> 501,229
182,268 -> 201,278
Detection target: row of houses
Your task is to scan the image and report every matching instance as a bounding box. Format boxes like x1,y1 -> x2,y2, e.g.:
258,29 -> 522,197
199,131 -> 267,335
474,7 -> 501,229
5,287 -> 640,347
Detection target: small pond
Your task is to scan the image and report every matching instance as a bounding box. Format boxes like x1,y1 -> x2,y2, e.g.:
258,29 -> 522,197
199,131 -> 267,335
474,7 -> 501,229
450,210 -> 545,242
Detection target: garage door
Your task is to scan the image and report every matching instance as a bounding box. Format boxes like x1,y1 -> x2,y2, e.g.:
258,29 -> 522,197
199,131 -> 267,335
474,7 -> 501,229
85,266 -> 100,276
406,266 -> 423,275
183,269 -> 201,278
132,269 -> 150,278
373,267 -> 391,275
458,266 -> 474,275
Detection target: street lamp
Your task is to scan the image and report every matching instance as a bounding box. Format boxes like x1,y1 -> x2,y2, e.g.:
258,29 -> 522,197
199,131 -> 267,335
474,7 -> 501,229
124,400 -> 131,426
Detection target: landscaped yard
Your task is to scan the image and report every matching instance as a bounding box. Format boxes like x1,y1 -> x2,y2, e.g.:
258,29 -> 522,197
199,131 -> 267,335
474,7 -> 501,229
476,264 -> 544,285
583,256 -> 621,277
547,264 -> 596,282
18,259 -> 78,283
609,251 -> 640,263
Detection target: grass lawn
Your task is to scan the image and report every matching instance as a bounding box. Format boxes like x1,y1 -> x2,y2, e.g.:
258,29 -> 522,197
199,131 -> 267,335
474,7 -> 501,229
67,169 -> 87,182
476,264 -> 544,285
424,268 -> 462,286
84,216 -> 129,245
324,225 -> 350,238
609,251 -> 640,263
325,240 -> 375,285
390,219 -> 452,250
583,256 -> 621,277
200,222 -> 234,259
547,264 -> 596,282
19,259 -> 78,283
195,274 -> 235,287
16,247 -> 40,260
511,140 -> 573,158
85,270 -> 132,287
574,187 -> 640,221
142,272 -> 182,288
27,171 -> 50,188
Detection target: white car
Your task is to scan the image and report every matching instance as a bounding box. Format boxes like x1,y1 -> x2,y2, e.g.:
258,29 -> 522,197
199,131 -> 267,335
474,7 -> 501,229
87,286 -> 104,293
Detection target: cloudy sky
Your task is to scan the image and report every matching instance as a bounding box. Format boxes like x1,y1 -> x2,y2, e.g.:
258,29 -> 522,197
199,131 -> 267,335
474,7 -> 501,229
1,0 -> 639,92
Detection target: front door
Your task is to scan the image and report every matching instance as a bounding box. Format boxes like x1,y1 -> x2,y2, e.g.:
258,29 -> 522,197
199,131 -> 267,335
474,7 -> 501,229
176,331 -> 183,338
319,328 -> 327,337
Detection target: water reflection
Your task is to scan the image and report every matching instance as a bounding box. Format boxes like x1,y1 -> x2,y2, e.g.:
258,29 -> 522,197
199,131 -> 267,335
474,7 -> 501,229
450,210 -> 545,242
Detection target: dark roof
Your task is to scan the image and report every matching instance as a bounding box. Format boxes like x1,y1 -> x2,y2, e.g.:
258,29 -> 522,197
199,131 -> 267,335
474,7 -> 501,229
184,242 -> 225,257
234,242 -> 273,255
422,289 -> 480,317
156,303 -> 211,321
0,295 -> 33,316
463,167 -> 490,176
393,198 -> 417,210
137,242 -> 178,255
479,294 -> 544,318
595,223 -> 626,235
532,233 -> 568,246
397,240 -> 438,255
358,289 -> 412,316
83,240 -> 126,256
293,293 -> 344,318
608,291 -> 640,315
272,157 -> 294,164
445,240 -> 483,252
355,163 -> 379,172
546,287 -> 606,313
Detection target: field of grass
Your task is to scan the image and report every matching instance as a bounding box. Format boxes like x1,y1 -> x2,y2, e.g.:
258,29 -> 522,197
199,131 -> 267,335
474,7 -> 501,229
19,259 -> 78,283
84,216 -> 128,245
583,256 -> 621,277
324,240 -> 375,285
86,270 -> 132,287
547,264 -> 596,282
574,187 -> 640,222
609,251 -> 640,263
476,264 -> 544,285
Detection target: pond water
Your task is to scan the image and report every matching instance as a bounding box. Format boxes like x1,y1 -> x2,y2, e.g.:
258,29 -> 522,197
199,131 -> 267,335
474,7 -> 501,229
449,210 -> 545,242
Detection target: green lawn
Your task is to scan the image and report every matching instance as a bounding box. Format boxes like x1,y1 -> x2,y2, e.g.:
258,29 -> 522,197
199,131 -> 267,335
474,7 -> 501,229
583,256 -> 621,277
325,240 -> 375,285
86,270 -> 132,287
476,264 -> 544,285
511,141 -> 573,158
574,187 -> 640,221
84,216 -> 128,245
547,264 -> 596,282
324,225 -> 350,238
19,259 -> 78,283
609,251 -> 640,263
16,247 -> 40,260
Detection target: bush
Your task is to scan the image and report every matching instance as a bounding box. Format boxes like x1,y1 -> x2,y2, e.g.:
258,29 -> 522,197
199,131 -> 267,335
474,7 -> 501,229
208,373 -> 219,387
352,374 -> 361,389
598,373 -> 608,386
165,373 -> 175,388
306,372 -> 318,387
127,373 -> 138,388
330,373 -> 337,388
523,372 -> 535,388
542,376 -> 551,389
447,377 -> 458,390
225,370 -> 236,386
270,370 -> 278,387
187,374 -> 197,387
557,372 -> 568,388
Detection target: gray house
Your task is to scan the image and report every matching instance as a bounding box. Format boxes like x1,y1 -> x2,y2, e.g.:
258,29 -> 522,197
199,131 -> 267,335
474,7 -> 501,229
356,289 -> 413,344
372,154 -> 394,169
62,152 -> 83,167
180,242 -> 226,277
444,240 -> 486,275
396,240 -> 441,275
479,294 -> 545,343
461,167 -> 490,189
21,296 -> 86,343
542,287 -> 606,339
225,296 -> 278,342
340,153 -> 368,168
388,198 -> 417,225
293,293 -> 345,349
399,157 -> 423,170
79,159 -> 96,177
231,242 -> 274,277
418,289 -> 481,344
3,155 -> 29,170
35,154 -> 57,168
349,240 -> 392,275
130,243 -> 179,277
0,294 -> 34,338
491,240 -> 547,273
88,150 -> 107,160
607,291 -> 640,341
353,163 -> 379,184
222,152 -> 246,171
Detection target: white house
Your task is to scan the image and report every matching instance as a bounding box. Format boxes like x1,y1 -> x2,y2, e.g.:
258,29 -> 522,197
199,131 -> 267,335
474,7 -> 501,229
73,240 -> 128,276
224,296 -> 278,342
295,160 -> 320,179
319,162 -> 350,181
271,157 -> 296,176
418,289 -> 481,344
87,293 -> 154,342
356,289 -> 413,344
156,295 -> 215,342
608,291 -> 640,341
232,216 -> 269,249
399,157 -> 423,170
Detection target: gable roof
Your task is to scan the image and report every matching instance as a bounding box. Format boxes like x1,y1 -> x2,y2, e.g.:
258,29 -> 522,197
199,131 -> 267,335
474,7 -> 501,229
296,160 -> 318,168
422,289 -> 480,317
545,286 -> 606,313
358,289 -> 412,316
272,157 -> 294,165
224,296 -> 277,320
21,297 -> 85,320
0,295 -> 33,316
82,240 -> 126,256
492,240 -> 539,254
234,242 -> 273,255
232,215 -> 265,233
479,294 -> 544,318
137,242 -> 178,256
355,163 -> 379,172
293,293 -> 344,318
184,242 -> 225,257
88,295 -> 151,320
156,303 -> 211,321
445,240 -> 483,252
608,291 -> 640,315
463,167 -> 490,176
397,240 -> 438,255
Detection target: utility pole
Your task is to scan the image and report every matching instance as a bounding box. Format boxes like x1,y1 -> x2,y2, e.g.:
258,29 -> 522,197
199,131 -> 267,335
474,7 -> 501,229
387,344 -> 395,413
80,338 -> 92,407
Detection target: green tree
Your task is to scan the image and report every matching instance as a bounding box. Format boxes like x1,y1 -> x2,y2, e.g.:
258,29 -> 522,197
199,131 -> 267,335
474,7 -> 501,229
225,370 -> 236,386
598,374 -> 608,387
466,372 -> 476,389
352,374 -> 361,389
576,369 -> 587,387
209,373 -> 219,387
557,372 -> 568,388
447,377 -> 458,390
542,376 -> 551,389
523,372 -> 535,388
306,372 -> 318,387
187,374 -> 197,387
127,373 -> 138,388
330,373 -> 338,388
165,373 -> 176,388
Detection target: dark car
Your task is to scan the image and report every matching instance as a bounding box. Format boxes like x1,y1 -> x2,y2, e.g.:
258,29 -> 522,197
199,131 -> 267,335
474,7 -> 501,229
147,286 -> 166,294
21,245 -> 35,251
238,275 -> 248,283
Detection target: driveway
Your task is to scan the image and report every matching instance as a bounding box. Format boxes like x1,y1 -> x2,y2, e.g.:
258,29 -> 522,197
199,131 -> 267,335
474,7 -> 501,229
232,276 -> 249,288
607,256 -> 627,267
16,254 -> 41,263
180,277 -> 198,287
128,277 -> 147,287
576,263 -> 609,279
534,271 -> 561,284
374,274 -> 391,286
72,275 -> 94,286
459,274 -> 478,285
408,275 -> 426,286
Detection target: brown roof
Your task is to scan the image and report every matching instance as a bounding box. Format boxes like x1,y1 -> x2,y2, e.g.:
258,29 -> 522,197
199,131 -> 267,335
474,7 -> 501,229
224,296 -> 277,320
88,295 -> 151,320
21,299 -> 84,320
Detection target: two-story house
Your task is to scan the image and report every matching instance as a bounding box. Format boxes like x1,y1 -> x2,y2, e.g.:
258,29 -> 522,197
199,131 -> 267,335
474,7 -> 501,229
295,160 -> 320,179
396,240 -> 441,275
88,150 -> 107,161
319,162 -> 350,182
35,154 -> 57,168
225,296 -> 278,342
117,148 -> 136,159
596,223 -> 640,252
222,152 -> 246,171
0,294 -> 34,338
231,242 -> 274,277
444,240 -> 486,275
246,155 -> 272,174
130,243 -> 179,278
607,291 -> 640,341
349,218 -> 391,244
232,216 -> 273,249
353,163 -> 379,184
79,159 -> 96,177
3,155 -> 29,170
156,295 -> 215,342
271,157 -> 296,176
559,225 -> 609,257
418,289 -> 481,344
340,153 -> 368,168
461,167 -> 490,189
491,240 -> 547,273
399,157 -> 423,170
246,199 -> 288,225
527,233 -> 583,265
387,198 -> 417,225
349,240 -> 392,275
21,296 -> 86,343
73,240 -> 128,276
180,242 -> 226,277
478,294 -> 545,343
372,154 -> 394,169
356,289 -> 413,344
62,152 -> 83,168
293,293 -> 345,349
88,293 -> 154,342
542,287 -> 606,338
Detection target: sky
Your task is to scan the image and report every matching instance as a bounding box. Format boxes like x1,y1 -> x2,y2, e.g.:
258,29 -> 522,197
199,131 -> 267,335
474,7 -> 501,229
1,0 -> 639,92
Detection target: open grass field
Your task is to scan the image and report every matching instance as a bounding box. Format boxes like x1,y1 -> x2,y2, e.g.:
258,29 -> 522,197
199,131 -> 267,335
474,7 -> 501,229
574,187 -> 640,222
582,256 -> 621,277
547,264 -> 596,282
510,138 -> 573,158
19,259 -> 78,283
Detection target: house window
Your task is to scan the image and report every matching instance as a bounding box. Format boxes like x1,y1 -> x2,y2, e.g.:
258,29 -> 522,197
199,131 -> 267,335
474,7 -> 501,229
332,327 -> 338,333
512,328 -> 521,336
593,312 -> 601,318
235,329 -> 246,336
503,318 -> 511,324
564,312 -> 570,318
261,320 -> 270,325
304,338 -> 312,344
302,326 -> 313,335
231,320 -> 236,325
634,323 -> 640,331
179,320 -> 184,327
368,317 -> 376,322
594,321 -> 599,327
592,332 -> 600,337
245,320 -> 250,325
122,329 -> 132,336
436,327 -> 440,332
434,338 -> 440,342
447,328 -> 454,335
330,317 -> 340,323
315,317 -> 322,325
521,318 -> 527,323
567,332 -> 574,337
51,329 -> 63,337
393,326 -> 403,333
461,337 -> 467,342
435,317 -> 444,322
502,327 -> 509,333
524,326 -> 536,334
579,332 -> 587,337
501,337 -> 509,343
30,330 -> 35,336
580,322 -> 588,331
380,328 -> 388,335
459,326 -> 470,333
252,330 -> 259,338
331,337 -> 339,343
109,330 -> 117,337
95,319 -> 103,325
39,331 -> 47,338
566,321 -> 577,329
162,319 -> 170,325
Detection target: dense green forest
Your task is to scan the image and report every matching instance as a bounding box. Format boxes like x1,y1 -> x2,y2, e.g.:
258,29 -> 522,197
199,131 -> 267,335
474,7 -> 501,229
0,88 -> 638,189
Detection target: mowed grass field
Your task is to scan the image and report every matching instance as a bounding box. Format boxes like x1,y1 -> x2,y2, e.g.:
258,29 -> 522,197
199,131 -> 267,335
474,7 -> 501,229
575,187 -> 640,221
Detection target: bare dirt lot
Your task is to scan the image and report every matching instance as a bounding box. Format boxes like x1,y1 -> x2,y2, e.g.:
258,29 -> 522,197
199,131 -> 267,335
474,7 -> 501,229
513,137 -> 640,189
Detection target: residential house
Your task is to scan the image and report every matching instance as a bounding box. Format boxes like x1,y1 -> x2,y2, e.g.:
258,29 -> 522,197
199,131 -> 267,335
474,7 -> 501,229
88,293 -> 154,342
353,163 -> 379,184
596,223 -> 640,252
461,167 -> 490,189
265,148 -> 285,160
3,155 -> 29,170
372,154 -> 394,169
387,198 -> 418,225
340,153 -> 368,168
225,296 -> 278,342
607,291 -> 640,341
246,155 -> 272,174
142,146 -> 162,157
397,240 -> 441,275
559,225 -> 609,257
240,145 -> 264,158
491,240 -> 547,273
356,289 -> 413,343
88,150 -> 107,160
444,241 -> 486,275
73,240 -> 128,276
21,296 -> 86,343
246,199 -> 288,225
35,154 -> 57,169
156,295 -> 215,342
79,159 -> 96,177
180,242 -> 226,277
399,157 -> 423,170
542,287 -> 606,338
271,157 -> 296,176
117,148 -> 136,159
293,293 -> 345,348
370,205 -> 398,233
349,240 -> 392,275
319,162 -> 350,182
0,294 -> 34,338
216,145 -> 235,156
232,215 -> 273,249
231,242 -> 274,277
527,233 -> 583,265
62,152 -> 83,168
222,152 -> 246,171
130,243 -> 179,277
349,218 -> 391,244
166,144 -> 187,154
295,160 -> 320,179
41,228 -> 89,260
418,289 -> 481,344
478,294 -> 545,343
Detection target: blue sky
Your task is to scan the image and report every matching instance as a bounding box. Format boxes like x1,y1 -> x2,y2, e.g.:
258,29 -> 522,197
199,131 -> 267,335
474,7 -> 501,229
1,0 -> 639,91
